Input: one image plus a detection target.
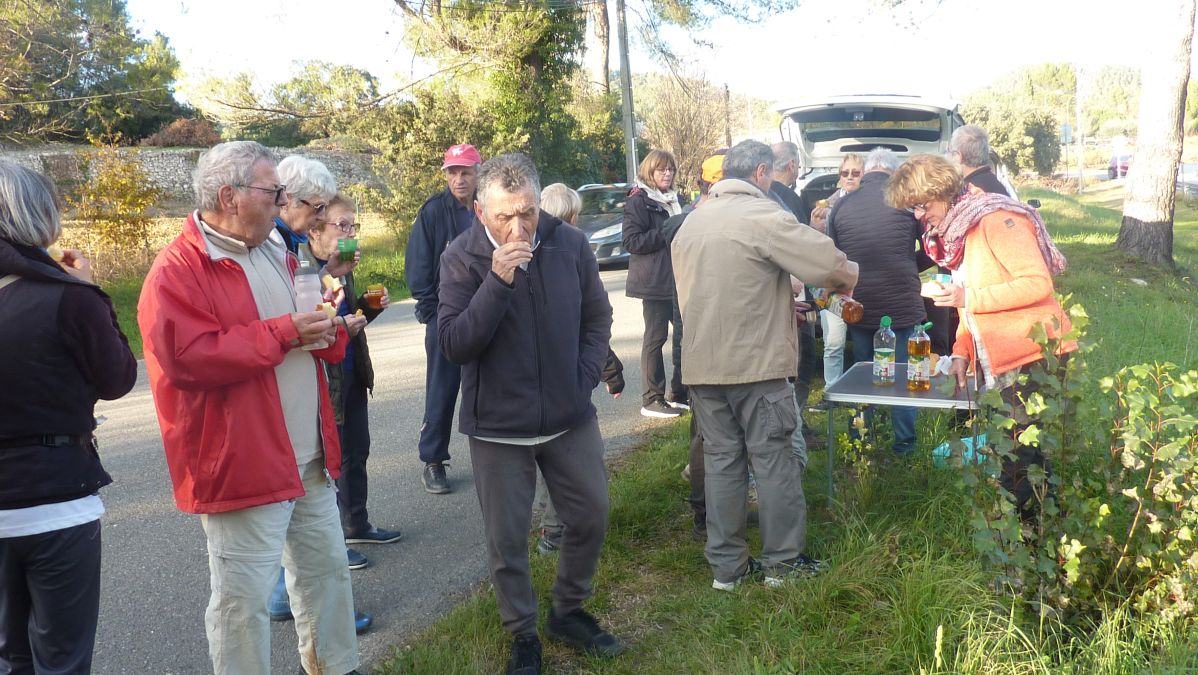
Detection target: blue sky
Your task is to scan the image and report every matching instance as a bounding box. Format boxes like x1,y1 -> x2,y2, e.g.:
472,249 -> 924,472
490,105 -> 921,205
125,0 -> 1181,104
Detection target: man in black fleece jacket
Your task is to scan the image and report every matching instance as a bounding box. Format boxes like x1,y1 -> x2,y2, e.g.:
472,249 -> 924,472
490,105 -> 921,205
436,154 -> 621,675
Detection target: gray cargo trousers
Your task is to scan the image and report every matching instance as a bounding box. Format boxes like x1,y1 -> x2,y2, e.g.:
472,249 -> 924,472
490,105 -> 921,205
690,378 -> 808,582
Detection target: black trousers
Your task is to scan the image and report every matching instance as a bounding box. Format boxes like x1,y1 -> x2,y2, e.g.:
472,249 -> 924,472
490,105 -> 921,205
795,323 -> 819,415
688,414 -> 706,520
419,318 -> 461,464
0,519 -> 102,675
337,368 -> 372,535
641,297 -> 684,406
997,356 -> 1068,519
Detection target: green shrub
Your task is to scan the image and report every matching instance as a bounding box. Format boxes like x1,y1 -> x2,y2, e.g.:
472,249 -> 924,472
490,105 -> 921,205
68,148 -> 163,252
959,299 -> 1198,631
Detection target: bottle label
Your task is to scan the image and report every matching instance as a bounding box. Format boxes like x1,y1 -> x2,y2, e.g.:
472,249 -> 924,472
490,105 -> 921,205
874,348 -> 895,380
908,355 -> 930,382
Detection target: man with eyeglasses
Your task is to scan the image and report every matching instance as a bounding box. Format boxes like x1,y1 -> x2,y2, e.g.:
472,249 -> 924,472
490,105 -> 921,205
405,143 -> 482,495
138,141 -> 365,674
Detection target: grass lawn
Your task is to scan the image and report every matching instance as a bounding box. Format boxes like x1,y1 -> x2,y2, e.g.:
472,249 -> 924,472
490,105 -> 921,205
377,187 -> 1198,674
90,212 -> 409,358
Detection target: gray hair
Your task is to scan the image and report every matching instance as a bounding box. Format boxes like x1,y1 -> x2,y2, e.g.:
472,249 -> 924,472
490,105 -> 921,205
193,141 -> 277,212
0,161 -> 61,248
949,125 -> 990,168
476,153 -> 541,211
864,147 -> 901,173
722,140 -> 774,182
278,155 -> 337,204
771,141 -> 800,172
540,183 -> 582,224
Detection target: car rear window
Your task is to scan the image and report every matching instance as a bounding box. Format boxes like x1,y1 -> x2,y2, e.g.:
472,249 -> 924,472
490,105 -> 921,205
580,189 -> 626,215
792,107 -> 942,143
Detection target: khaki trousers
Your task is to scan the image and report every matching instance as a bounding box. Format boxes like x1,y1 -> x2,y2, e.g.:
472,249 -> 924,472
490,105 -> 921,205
199,458 -> 358,675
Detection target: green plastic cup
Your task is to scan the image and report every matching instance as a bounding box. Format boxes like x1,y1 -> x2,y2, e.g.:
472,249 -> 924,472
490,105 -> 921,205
337,238 -> 358,262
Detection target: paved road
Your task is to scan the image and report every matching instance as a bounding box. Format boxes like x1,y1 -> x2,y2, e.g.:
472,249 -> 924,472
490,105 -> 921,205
90,266 -> 671,674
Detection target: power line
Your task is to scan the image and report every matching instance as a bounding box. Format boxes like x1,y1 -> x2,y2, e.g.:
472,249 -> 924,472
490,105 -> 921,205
0,86 -> 172,108
391,0 -> 603,14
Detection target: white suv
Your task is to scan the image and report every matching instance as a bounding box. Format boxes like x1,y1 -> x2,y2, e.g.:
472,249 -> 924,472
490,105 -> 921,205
776,94 -> 965,207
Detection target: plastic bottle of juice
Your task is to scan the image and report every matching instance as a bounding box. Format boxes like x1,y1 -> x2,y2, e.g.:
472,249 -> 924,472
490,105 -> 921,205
813,288 -> 865,324
294,260 -> 328,351
873,315 -> 896,386
907,321 -> 933,392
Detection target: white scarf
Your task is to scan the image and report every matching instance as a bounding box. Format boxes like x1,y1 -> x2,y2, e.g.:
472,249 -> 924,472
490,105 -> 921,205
636,181 -> 682,216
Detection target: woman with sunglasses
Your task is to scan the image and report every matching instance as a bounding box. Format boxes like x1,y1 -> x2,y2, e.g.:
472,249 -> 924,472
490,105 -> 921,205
886,154 -> 1074,517
812,153 -> 863,386
273,156 -> 359,277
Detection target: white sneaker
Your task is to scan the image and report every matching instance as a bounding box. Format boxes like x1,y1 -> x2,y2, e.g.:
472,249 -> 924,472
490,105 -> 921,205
712,558 -> 763,592
640,399 -> 683,418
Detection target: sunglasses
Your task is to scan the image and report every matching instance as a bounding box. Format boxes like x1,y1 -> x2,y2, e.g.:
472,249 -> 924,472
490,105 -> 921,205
839,169 -> 862,178
300,198 -> 329,215
239,184 -> 287,203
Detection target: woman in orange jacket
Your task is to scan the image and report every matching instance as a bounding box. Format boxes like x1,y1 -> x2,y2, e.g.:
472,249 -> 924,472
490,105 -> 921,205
886,154 -> 1074,517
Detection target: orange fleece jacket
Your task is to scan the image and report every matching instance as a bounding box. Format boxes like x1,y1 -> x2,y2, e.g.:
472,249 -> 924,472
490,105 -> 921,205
952,209 -> 1076,377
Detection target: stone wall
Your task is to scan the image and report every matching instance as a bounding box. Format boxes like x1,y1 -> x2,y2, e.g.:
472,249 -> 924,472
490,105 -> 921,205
0,145 -> 382,205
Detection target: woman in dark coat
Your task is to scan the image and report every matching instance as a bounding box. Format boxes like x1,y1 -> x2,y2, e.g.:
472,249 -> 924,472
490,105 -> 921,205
0,161 -> 137,673
622,149 -> 685,418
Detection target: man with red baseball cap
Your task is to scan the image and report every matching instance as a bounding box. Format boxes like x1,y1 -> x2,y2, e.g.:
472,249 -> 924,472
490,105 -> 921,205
405,143 -> 482,494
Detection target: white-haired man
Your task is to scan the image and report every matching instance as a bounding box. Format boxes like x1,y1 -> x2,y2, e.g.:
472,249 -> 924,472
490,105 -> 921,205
138,141 -> 363,675
948,125 -> 1014,197
826,147 -> 925,456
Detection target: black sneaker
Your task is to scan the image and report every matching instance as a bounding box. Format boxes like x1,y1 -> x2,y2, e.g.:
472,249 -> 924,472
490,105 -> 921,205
712,557 -> 764,591
354,610 -> 373,635
640,398 -> 683,418
506,633 -> 542,675
666,393 -> 691,410
345,526 -> 403,545
764,554 -> 828,587
347,548 -> 369,571
536,529 -> 561,555
422,462 -> 451,494
546,607 -> 625,657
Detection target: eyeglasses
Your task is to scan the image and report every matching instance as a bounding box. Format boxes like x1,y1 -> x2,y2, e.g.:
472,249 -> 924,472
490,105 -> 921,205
906,203 -> 930,215
238,184 -> 287,203
839,169 -> 862,178
331,220 -> 357,234
300,199 -> 328,215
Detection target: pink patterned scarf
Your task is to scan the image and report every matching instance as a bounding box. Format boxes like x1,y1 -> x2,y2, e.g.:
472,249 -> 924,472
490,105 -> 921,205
923,191 -> 1067,275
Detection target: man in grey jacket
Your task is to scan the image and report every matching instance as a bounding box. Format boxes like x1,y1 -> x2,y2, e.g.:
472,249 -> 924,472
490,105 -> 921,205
671,140 -> 858,591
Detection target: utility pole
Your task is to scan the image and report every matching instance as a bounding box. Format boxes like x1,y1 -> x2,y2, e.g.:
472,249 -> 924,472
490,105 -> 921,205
616,0 -> 637,184
1075,63 -> 1085,193
724,84 -> 732,147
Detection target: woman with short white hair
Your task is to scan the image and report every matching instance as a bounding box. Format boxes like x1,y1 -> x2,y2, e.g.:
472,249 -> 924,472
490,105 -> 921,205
273,156 -> 341,261
0,161 -> 137,673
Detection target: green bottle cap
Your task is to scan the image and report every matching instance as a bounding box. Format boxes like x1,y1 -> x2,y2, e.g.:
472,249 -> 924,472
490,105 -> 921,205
922,321 -> 933,330
881,315 -> 892,328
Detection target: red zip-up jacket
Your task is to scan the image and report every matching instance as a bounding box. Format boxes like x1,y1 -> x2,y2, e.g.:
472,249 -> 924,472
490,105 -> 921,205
138,213 -> 347,514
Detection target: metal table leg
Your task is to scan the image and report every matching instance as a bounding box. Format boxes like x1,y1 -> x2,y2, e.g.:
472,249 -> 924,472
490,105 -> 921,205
826,403 -> 835,499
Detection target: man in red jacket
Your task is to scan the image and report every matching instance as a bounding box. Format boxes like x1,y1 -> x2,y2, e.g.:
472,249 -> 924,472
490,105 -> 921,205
138,141 -> 363,675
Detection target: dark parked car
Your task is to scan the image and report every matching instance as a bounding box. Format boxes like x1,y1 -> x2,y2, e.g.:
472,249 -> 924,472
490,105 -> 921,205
577,183 -> 630,265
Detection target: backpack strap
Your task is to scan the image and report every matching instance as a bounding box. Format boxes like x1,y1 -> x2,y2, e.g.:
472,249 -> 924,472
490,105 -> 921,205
0,274 -> 19,292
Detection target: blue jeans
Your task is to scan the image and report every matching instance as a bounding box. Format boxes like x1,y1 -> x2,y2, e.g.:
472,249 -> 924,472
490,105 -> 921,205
847,324 -> 917,454
821,310 -> 847,385
268,568 -> 289,616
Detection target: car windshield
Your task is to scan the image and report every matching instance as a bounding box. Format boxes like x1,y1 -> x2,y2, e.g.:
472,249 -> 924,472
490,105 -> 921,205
580,188 -> 626,215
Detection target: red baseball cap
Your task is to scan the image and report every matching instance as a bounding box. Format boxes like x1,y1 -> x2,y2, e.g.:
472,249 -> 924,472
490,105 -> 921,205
442,143 -> 482,169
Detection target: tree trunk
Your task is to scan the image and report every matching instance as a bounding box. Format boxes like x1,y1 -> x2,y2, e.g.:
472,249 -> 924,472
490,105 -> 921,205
1117,0 -> 1195,268
591,0 -> 611,94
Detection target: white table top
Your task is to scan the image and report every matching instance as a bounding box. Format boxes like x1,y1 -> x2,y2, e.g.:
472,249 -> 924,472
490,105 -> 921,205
823,362 -> 981,410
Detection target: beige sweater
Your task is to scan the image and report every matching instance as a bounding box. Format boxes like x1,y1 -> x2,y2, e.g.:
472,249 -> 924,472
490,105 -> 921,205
671,180 -> 858,386
196,216 -> 322,465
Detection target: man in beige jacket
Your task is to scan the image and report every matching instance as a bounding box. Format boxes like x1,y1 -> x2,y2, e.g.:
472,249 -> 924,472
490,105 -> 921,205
671,139 -> 858,591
